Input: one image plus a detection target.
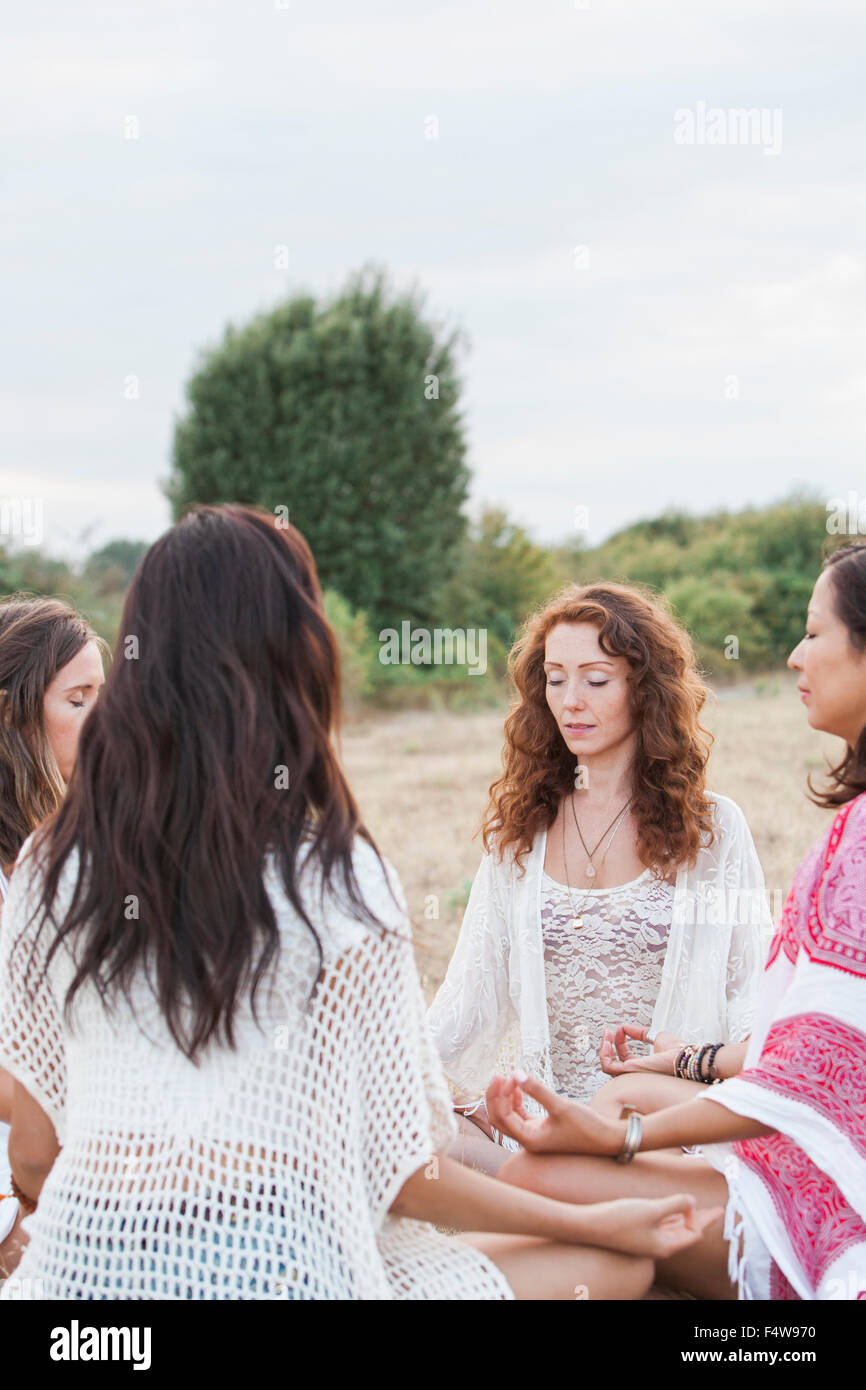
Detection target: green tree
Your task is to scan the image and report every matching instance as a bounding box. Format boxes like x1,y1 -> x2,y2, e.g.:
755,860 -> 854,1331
85,539 -> 150,592
553,493 -> 832,674
167,268 -> 470,632
322,588 -> 378,708
433,507 -> 560,673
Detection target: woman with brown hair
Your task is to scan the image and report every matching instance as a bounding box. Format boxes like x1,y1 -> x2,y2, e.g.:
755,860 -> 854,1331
0,596 -> 106,1276
427,582 -> 773,1173
0,508 -> 716,1300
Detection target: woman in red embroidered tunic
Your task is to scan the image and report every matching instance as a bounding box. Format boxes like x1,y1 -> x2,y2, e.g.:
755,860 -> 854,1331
484,542 -> 866,1300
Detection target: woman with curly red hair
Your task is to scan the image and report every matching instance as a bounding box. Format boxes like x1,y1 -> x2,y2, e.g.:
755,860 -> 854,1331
427,581 -> 773,1173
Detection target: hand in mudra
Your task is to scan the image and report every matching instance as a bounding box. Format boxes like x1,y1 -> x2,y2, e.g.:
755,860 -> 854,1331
485,1073 -> 621,1156
586,1195 -> 724,1261
599,1024 -> 686,1077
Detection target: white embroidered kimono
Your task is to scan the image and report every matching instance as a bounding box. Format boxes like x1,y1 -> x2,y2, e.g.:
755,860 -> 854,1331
427,792 -> 774,1104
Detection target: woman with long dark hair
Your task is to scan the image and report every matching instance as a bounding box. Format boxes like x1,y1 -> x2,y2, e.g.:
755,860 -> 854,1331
427,582 -> 773,1173
0,506 -> 715,1300
487,543 -> 866,1300
0,597 -> 106,1275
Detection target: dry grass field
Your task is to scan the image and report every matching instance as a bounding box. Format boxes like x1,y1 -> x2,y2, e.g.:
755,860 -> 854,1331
340,673 -> 844,1002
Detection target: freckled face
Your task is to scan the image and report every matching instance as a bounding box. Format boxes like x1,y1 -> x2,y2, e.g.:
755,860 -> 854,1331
788,569 -> 866,748
42,640 -> 106,782
543,622 -> 635,757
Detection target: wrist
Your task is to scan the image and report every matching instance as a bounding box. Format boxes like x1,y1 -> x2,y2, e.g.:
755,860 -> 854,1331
552,1106 -> 624,1158
715,1045 -> 739,1080
639,1107 -> 684,1151
569,1201 -> 603,1244
604,1115 -> 628,1158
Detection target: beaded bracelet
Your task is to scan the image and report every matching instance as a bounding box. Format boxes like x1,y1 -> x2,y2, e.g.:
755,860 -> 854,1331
675,1044 -> 697,1080
694,1044 -> 714,1082
701,1042 -> 724,1083
676,1042 -> 724,1083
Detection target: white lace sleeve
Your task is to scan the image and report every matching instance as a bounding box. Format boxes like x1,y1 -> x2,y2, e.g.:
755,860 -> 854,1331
426,848 -> 516,1099
717,797 -> 775,1042
0,834 -> 67,1142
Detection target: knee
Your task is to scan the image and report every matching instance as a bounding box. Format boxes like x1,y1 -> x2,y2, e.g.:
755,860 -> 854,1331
589,1073 -> 652,1119
579,1250 -> 655,1302
603,1075 -> 635,1098
589,1252 -> 655,1301
618,1254 -> 655,1301
590,1074 -> 636,1107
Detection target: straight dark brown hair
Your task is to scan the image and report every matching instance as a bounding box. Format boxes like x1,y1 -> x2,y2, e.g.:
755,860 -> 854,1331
26,505 -> 392,1060
810,541 -> 866,807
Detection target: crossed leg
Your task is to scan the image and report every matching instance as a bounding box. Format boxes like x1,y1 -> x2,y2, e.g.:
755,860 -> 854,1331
587,1072 -> 705,1120
460,1232 -> 654,1301
497,1147 -> 735,1300
453,1074 -> 736,1300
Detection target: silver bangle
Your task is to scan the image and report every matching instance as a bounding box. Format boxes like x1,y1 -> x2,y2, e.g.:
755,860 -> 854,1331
615,1111 -> 643,1164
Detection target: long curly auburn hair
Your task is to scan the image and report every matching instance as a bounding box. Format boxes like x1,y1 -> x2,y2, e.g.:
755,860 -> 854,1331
481,582 -> 716,875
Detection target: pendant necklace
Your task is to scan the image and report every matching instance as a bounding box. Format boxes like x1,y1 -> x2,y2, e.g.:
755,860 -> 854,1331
563,789 -> 633,930
572,787 -> 633,879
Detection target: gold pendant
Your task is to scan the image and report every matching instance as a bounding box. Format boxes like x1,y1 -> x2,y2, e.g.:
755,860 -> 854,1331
572,916 -> 583,931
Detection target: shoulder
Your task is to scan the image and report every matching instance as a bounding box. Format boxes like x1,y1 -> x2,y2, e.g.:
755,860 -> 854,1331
811,794 -> 866,953
822,793 -> 866,884
2,830 -> 77,932
346,837 -> 410,935
837,790 -> 866,838
704,792 -> 752,842
269,835 -> 411,952
480,826 -> 544,878
688,793 -> 762,878
0,832 -> 78,987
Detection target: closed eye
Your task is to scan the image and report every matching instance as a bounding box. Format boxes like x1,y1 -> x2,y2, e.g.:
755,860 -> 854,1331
546,677 -> 609,686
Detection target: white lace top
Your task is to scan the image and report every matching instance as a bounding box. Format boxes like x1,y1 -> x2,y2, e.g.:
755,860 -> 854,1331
0,834 -> 512,1301
541,869 -> 674,1101
428,793 -> 776,1107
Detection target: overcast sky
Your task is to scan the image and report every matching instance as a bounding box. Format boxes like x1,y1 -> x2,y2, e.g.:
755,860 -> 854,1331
3,0 -> 865,560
